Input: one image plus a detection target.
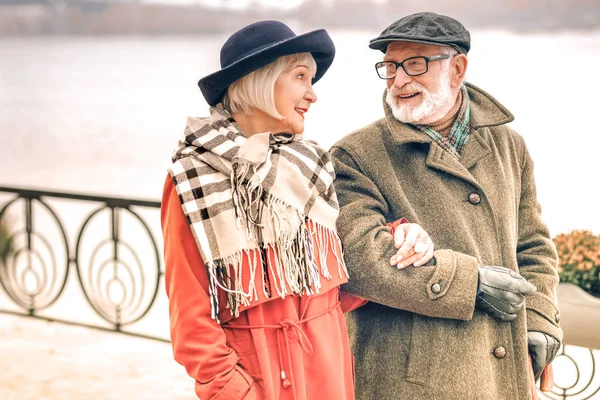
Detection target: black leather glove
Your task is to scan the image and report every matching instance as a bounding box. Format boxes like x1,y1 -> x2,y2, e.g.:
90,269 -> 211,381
475,266 -> 537,322
528,331 -> 560,381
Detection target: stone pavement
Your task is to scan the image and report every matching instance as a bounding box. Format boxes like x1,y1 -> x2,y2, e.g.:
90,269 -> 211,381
0,314 -> 196,400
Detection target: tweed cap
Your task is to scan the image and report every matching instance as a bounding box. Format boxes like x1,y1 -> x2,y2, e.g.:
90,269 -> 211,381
369,12 -> 471,54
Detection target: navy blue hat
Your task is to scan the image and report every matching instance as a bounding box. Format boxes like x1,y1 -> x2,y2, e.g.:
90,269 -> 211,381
369,12 -> 471,55
199,20 -> 336,106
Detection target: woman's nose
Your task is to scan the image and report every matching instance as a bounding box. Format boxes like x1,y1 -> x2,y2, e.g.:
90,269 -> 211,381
305,86 -> 317,103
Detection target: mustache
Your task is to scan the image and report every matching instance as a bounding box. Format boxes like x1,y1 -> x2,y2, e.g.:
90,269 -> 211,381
388,82 -> 429,97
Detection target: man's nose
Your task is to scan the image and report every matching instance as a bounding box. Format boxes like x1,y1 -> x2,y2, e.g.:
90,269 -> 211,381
391,68 -> 412,89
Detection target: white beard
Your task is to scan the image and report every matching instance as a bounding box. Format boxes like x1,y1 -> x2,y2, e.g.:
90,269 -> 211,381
386,69 -> 455,125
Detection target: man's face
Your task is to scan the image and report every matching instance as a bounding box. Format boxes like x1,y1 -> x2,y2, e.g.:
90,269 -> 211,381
384,42 -> 456,125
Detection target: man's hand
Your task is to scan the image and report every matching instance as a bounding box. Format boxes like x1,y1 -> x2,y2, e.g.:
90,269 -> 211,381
390,223 -> 434,269
475,266 -> 537,321
528,331 -> 560,381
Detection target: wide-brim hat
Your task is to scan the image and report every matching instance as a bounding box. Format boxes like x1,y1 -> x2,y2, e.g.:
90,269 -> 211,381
199,20 -> 336,106
369,12 -> 470,55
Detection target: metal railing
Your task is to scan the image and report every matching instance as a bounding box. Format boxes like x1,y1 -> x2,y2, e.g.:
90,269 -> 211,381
0,186 -> 166,342
540,346 -> 600,400
541,283 -> 600,399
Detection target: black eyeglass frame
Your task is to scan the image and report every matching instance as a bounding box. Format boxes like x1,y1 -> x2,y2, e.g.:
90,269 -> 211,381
375,54 -> 451,79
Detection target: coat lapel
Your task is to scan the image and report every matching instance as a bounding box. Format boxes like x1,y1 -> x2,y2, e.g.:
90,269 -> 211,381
425,142 -> 481,188
460,129 -> 491,170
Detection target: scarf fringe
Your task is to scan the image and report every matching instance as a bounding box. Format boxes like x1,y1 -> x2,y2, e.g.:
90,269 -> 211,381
231,161 -> 264,240
206,215 -> 348,323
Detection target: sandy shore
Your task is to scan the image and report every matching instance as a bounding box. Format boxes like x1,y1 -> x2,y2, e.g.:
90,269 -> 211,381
0,314 -> 195,400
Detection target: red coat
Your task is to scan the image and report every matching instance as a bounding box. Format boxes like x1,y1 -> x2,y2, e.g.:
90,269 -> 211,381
161,176 -> 365,400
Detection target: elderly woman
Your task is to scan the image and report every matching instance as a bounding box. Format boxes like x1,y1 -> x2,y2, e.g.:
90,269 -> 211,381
161,20 -> 433,400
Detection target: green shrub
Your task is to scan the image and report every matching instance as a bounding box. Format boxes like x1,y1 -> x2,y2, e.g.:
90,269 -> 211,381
553,230 -> 600,297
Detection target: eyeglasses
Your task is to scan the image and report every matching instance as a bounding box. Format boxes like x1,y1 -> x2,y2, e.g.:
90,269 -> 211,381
375,55 -> 450,79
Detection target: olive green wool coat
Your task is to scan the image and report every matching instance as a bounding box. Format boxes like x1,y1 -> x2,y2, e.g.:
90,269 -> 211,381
331,83 -> 563,400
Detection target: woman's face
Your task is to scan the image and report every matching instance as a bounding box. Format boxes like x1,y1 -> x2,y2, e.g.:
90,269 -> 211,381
273,63 -> 317,135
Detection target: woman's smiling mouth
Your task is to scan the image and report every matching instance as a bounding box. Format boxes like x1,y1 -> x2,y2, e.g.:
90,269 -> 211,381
295,107 -> 307,119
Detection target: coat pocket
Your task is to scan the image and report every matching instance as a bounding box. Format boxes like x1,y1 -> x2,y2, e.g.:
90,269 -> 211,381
224,326 -> 264,380
405,314 -> 437,387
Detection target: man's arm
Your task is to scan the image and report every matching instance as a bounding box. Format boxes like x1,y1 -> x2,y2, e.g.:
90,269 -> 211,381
516,142 -> 563,342
331,146 -> 479,320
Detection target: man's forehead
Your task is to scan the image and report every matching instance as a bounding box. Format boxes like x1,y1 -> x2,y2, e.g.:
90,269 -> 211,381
384,42 -> 442,58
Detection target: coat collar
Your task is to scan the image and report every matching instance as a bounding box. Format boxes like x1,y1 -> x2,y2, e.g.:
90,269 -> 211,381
382,82 -> 514,184
383,82 -> 514,145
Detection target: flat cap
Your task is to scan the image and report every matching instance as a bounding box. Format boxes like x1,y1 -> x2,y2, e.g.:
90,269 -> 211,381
369,12 -> 471,54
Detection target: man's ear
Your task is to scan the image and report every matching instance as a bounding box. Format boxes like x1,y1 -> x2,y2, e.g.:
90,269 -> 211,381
451,54 -> 468,88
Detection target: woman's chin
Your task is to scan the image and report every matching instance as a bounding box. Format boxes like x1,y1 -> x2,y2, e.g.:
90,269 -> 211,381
280,118 -> 304,135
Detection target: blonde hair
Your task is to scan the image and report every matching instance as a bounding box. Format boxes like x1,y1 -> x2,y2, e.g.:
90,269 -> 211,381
223,52 -> 317,119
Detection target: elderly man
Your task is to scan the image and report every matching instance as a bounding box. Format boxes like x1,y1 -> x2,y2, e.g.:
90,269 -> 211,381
331,12 -> 563,400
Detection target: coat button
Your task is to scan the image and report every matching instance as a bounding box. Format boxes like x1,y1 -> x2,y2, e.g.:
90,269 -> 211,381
431,282 -> 442,294
555,313 -> 561,323
468,193 -> 481,205
493,346 -> 506,359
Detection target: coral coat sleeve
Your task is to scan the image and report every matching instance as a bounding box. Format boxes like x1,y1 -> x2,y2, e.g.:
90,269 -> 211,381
161,176 -> 259,400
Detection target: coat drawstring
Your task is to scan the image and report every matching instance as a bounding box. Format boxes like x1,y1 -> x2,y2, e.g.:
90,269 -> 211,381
224,302 -> 339,400
277,318 -> 313,394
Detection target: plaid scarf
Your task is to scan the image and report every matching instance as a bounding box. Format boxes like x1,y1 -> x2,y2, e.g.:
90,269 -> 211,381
413,85 -> 471,158
168,106 -> 347,322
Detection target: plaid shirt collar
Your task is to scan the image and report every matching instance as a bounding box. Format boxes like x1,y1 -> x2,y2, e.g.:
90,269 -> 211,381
412,85 -> 471,159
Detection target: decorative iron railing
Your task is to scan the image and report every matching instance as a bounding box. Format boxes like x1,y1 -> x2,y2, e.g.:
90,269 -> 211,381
0,186 -> 167,342
540,346 -> 600,400
0,186 -> 599,398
